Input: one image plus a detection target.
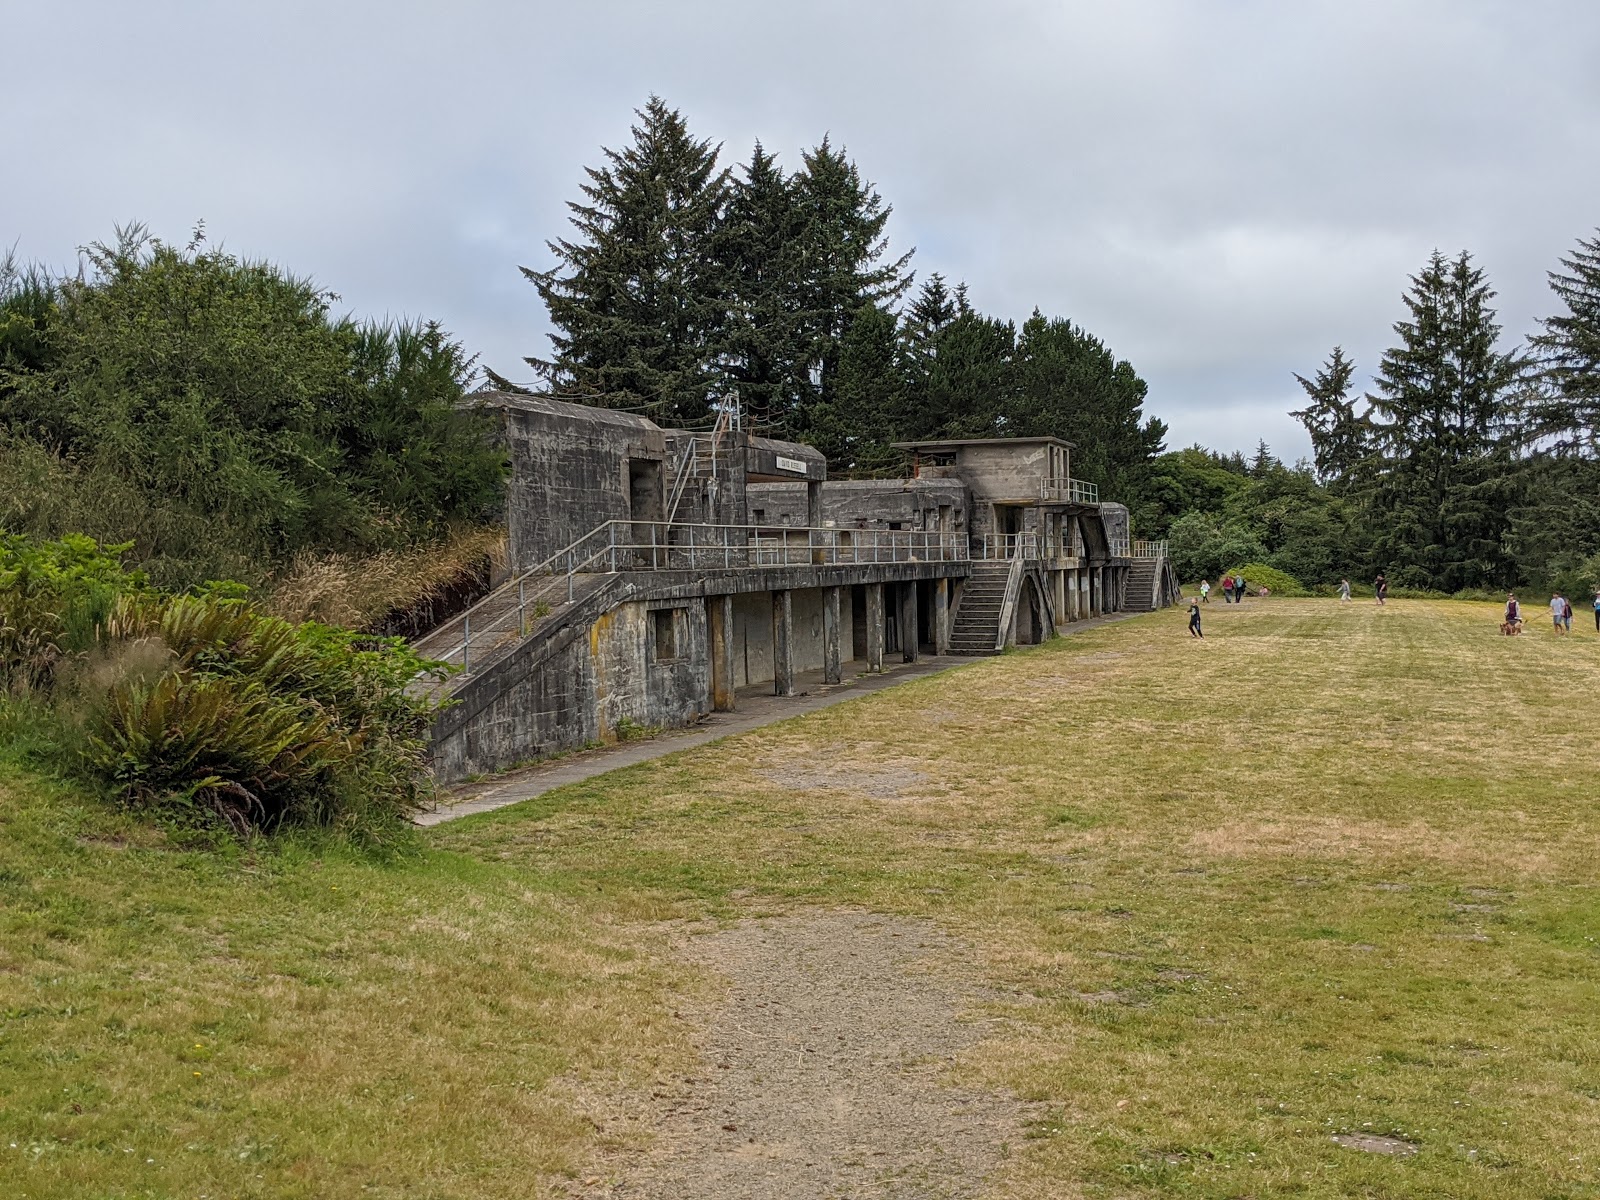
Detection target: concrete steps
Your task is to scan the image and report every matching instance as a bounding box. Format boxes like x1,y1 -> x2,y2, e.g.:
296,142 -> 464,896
948,564 -> 1011,655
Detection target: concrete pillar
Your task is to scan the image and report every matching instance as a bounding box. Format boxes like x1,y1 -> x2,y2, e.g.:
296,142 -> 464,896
823,586 -> 842,684
934,578 -> 950,654
1069,571 -> 1081,621
865,583 -> 885,672
1089,568 -> 1100,617
1053,569 -> 1066,631
710,593 -> 735,711
773,589 -> 795,696
807,480 -> 825,564
901,581 -> 919,663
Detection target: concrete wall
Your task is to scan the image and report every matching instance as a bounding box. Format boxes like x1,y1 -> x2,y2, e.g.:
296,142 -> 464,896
491,394 -> 666,571
730,586 -> 855,687
747,479 -> 968,531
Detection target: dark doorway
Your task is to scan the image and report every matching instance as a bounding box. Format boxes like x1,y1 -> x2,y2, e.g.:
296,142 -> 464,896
851,585 -> 868,660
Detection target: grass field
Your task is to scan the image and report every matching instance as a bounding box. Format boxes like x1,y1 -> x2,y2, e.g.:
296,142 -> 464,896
3,598 -> 1598,1198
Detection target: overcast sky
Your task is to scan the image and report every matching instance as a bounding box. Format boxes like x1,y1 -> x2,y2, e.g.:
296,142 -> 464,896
6,1 -> 1599,459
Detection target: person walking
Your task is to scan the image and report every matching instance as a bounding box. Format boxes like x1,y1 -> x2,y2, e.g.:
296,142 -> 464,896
1221,573 -> 1233,603
1199,578 -> 1211,603
1188,596 -> 1203,638
1235,573 -> 1247,602
1562,595 -> 1574,633
1593,590 -> 1600,632
1338,578 -> 1352,603
1506,593 -> 1521,630
1551,592 -> 1567,634
1374,573 -> 1388,605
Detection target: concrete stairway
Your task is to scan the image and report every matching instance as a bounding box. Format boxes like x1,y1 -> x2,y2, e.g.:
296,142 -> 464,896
1123,558 -> 1160,612
411,572 -> 618,698
948,563 -> 1011,655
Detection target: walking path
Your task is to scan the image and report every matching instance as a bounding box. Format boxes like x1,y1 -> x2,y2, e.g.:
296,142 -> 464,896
417,609 -> 1145,826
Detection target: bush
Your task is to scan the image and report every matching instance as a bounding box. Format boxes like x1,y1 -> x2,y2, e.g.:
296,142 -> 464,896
70,593 -> 447,833
1226,562 -> 1309,597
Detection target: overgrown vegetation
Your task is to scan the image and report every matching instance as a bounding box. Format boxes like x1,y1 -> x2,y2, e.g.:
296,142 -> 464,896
0,534 -> 443,835
0,230 -> 505,595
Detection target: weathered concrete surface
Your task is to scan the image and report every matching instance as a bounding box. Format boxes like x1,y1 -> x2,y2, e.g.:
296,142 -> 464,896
417,610 -> 1146,826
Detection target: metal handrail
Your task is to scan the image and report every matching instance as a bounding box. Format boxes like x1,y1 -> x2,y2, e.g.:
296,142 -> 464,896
1037,476 -> 1099,504
437,519 -> 972,670
1131,539 -> 1168,559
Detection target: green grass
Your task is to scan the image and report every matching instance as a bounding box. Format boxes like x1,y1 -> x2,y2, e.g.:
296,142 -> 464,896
4,598 -> 1599,1197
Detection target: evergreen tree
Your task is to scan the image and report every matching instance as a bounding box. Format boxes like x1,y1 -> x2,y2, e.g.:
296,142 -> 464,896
1363,250 -> 1524,590
1291,345 -> 1370,490
808,303 -> 904,472
1007,311 -> 1166,498
905,310 -> 1017,441
788,138 -> 913,437
523,96 -> 730,425
719,143 -> 810,430
1529,228 -> 1600,456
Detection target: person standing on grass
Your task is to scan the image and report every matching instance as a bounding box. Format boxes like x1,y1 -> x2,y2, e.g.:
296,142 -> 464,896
1506,593 -> 1521,628
1338,578 -> 1352,603
1375,573 -> 1388,605
1235,573 -> 1246,602
1562,595 -> 1573,633
1188,596 -> 1203,637
1552,592 -> 1567,634
1220,573 -> 1232,603
1200,578 -> 1211,603
1593,590 -> 1600,632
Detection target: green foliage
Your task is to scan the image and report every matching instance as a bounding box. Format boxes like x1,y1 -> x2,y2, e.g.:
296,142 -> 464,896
1167,511 -> 1266,584
1225,562 -> 1309,597
74,593 -> 444,834
0,227 -> 504,590
1528,228 -> 1600,455
0,532 -> 146,691
1291,345 -> 1370,490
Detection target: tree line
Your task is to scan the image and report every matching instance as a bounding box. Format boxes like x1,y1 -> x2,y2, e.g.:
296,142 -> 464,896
514,97 -> 1166,496
1137,234 -> 1600,597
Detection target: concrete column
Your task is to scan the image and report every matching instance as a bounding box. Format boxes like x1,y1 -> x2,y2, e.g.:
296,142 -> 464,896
934,578 -> 950,654
773,589 -> 795,696
901,581 -> 919,663
807,481 -> 825,564
865,583 -> 885,672
822,586 -> 842,684
710,593 -> 735,711
1089,568 -> 1100,617
1069,571 -> 1081,621
1053,569 -> 1066,631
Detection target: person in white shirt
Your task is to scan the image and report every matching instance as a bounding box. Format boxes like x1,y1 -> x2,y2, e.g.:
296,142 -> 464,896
1338,578 -> 1351,602
1551,593 -> 1566,634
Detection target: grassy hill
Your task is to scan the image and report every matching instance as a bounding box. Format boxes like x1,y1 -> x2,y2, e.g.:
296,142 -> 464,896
3,599 -> 1597,1198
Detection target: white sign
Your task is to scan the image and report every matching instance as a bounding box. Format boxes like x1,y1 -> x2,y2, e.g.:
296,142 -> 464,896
775,454 -> 808,475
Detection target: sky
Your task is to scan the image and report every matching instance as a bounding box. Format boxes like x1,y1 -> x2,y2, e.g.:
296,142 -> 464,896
5,0 -> 1599,460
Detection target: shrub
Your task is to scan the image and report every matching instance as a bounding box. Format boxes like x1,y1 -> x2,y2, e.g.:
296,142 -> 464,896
72,593 -> 448,833
1226,562 -> 1309,597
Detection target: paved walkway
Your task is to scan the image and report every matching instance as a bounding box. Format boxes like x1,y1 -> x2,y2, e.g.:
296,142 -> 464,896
416,609 -> 1147,826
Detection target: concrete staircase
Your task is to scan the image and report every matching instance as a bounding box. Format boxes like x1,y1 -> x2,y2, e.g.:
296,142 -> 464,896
948,563 -> 1011,655
1123,555 -> 1179,612
411,572 -> 619,698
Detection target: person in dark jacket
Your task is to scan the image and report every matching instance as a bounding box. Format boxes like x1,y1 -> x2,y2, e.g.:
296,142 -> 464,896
1188,597 -> 1203,638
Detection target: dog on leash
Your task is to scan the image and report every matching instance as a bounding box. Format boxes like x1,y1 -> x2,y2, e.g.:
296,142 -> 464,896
1500,618 -> 1523,636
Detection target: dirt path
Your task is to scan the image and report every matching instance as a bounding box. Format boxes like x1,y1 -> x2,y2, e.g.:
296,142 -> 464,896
579,913 -> 1027,1199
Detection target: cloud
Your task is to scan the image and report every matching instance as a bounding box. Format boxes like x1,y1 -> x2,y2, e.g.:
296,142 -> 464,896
7,0 -> 1598,460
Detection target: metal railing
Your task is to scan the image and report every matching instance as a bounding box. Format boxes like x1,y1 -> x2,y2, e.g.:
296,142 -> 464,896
1108,535 -> 1130,558
1038,476 -> 1099,504
973,531 -> 1089,562
434,519 -> 970,670
1131,539 -> 1168,559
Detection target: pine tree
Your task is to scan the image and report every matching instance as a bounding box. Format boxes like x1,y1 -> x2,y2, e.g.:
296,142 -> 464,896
522,97 -> 730,425
1529,229 -> 1600,457
808,303 -> 904,472
1363,250 -> 1524,590
1007,311 -> 1166,498
1291,346 -> 1370,490
719,143 -> 810,431
788,139 -> 913,438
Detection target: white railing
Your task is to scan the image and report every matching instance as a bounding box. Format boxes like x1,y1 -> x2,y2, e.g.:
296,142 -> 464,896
1107,535 -> 1131,558
973,531 -> 1086,562
1038,476 -> 1099,504
435,519 -> 970,670
1131,539 -> 1168,559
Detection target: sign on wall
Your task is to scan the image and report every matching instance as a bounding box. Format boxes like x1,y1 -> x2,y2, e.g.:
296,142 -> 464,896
775,455 -> 809,475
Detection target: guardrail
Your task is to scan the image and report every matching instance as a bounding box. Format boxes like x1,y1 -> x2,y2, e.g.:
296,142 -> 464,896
434,520 -> 969,669
1131,539 -> 1168,559
1038,476 -> 1099,504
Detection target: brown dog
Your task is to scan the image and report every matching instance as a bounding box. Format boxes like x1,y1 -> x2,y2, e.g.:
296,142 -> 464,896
1500,619 -> 1523,636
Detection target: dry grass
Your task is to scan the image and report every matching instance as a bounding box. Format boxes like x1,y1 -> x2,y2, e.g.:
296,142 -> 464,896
5,599 -> 1599,1197
262,525 -> 506,629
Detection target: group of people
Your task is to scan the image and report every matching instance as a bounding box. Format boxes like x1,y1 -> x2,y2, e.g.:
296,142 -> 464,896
1333,575 -> 1388,603
1503,590 -> 1600,634
1197,573 -> 1251,603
